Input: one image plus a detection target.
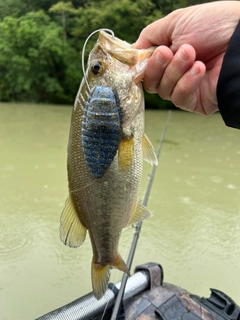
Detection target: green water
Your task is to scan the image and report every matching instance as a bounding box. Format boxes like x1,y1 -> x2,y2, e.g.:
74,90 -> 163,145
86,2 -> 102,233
0,103 -> 240,319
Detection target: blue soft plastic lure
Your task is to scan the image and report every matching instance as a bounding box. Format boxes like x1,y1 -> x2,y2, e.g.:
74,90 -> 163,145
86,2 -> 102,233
82,85 -> 123,178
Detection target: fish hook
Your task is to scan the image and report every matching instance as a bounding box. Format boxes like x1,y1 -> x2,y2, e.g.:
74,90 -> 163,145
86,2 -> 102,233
82,28 -> 115,93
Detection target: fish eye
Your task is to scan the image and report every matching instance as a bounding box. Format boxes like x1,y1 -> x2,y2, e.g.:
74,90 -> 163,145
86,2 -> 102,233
91,61 -> 105,75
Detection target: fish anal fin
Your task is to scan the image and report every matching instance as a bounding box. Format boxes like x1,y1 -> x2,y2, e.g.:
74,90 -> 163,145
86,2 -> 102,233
60,195 -> 87,248
111,253 -> 130,276
127,200 -> 152,226
142,133 -> 158,166
118,136 -> 134,170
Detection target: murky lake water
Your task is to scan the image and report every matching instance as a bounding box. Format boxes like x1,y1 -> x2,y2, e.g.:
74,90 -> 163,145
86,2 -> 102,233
0,103 -> 240,319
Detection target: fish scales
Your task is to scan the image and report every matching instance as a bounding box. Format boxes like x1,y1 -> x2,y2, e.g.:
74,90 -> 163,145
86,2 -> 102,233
60,30 -> 158,300
82,85 -> 123,178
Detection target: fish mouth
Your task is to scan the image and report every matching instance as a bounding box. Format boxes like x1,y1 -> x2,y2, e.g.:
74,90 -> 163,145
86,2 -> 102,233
99,31 -> 132,50
98,31 -> 139,66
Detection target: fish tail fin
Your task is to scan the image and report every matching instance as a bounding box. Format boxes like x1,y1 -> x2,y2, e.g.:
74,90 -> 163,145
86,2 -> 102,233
91,254 -> 130,300
91,261 -> 110,300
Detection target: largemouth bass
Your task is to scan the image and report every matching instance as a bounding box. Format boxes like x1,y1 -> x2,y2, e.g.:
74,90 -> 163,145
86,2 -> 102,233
60,30 -> 158,300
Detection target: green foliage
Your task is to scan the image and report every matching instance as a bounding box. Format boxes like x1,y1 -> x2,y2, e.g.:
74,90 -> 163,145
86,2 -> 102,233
49,1 -> 76,14
73,0 -> 163,43
0,10 -> 79,103
0,0 -> 26,20
49,1 -> 79,42
0,0 -> 214,106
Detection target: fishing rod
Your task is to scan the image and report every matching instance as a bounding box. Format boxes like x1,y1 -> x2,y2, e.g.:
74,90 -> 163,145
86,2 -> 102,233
110,110 -> 172,320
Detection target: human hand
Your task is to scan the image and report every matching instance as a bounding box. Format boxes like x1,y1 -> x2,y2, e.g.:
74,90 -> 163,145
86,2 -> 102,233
135,1 -> 240,114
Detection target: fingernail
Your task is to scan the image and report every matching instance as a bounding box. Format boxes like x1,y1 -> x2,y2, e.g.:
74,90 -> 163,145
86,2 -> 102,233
155,51 -> 167,65
190,63 -> 200,76
178,48 -> 189,62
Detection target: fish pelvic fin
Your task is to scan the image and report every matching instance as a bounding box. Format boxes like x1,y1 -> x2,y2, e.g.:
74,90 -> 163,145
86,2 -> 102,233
142,133 -> 158,166
60,195 -> 87,248
118,135 -> 134,170
92,254 -> 130,300
127,200 -> 152,226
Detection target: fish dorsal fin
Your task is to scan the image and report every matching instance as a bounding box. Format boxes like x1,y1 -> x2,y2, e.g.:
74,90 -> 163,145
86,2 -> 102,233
60,195 -> 87,248
127,200 -> 152,226
142,133 -> 158,166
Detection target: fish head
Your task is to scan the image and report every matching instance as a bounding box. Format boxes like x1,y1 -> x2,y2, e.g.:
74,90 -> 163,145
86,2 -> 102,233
84,31 -> 155,126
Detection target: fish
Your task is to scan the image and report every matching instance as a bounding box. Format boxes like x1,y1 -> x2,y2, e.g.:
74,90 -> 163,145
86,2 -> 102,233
60,30 -> 158,300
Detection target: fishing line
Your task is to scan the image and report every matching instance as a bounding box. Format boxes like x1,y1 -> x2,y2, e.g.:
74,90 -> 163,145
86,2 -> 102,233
82,28 -> 115,93
110,110 -> 172,320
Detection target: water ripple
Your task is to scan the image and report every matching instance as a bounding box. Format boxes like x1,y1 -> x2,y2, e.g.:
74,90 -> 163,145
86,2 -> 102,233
0,230 -> 34,260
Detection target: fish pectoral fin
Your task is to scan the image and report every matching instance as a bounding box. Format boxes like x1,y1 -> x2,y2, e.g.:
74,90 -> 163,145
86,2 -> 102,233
142,133 -> 158,166
127,200 -> 152,226
118,135 -> 134,170
60,195 -> 87,248
92,254 -> 130,300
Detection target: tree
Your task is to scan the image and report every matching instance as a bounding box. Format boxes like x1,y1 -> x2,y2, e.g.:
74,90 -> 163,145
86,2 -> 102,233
49,1 -> 79,42
0,0 -> 27,20
0,10 -> 79,103
73,0 -> 163,44
0,0 -> 60,20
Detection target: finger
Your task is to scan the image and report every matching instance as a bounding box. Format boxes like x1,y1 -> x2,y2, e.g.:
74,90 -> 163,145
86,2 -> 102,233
157,44 -> 197,99
143,46 -> 173,93
135,14 -> 175,48
170,61 -> 206,113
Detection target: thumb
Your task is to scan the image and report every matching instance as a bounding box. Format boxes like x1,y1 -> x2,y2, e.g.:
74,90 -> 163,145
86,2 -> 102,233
134,15 -> 175,49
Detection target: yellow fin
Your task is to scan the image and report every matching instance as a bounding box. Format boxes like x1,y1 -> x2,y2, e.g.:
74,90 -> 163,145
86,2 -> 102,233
127,200 -> 152,226
91,261 -> 110,300
118,136 -> 134,170
91,254 -> 130,300
111,253 -> 130,276
142,133 -> 158,166
60,195 -> 87,248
